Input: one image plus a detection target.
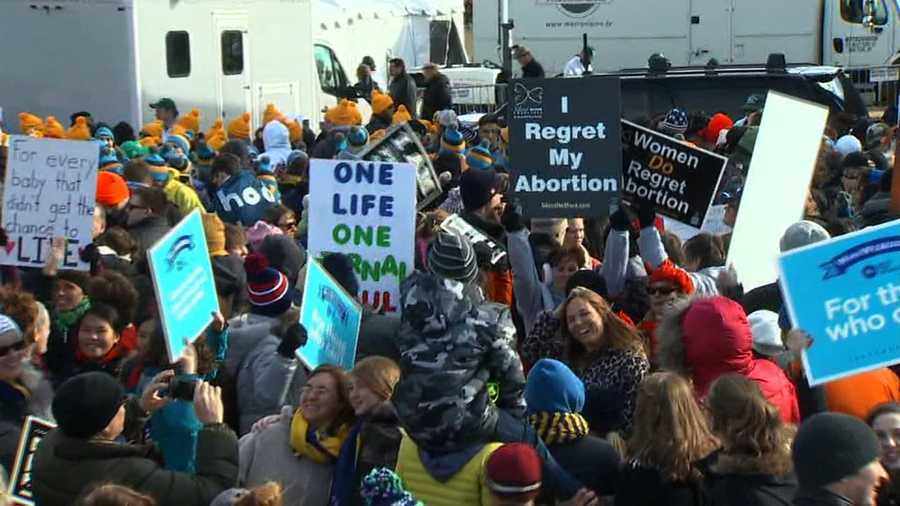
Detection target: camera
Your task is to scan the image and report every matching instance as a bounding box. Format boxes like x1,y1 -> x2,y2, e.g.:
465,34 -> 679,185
160,376 -> 199,401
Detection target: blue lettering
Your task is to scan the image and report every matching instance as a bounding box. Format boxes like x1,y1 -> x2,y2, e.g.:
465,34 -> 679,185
380,195 -> 394,217
378,164 -> 394,185
334,162 -> 352,183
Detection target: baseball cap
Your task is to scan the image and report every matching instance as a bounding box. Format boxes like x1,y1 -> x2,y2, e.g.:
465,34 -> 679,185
150,98 -> 177,111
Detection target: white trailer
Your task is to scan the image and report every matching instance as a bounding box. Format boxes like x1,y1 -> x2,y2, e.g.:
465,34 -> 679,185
474,0 -> 900,75
0,0 -> 331,134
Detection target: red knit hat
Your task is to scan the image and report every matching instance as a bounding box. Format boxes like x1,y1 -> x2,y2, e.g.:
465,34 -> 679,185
649,259 -> 695,295
95,171 -> 130,207
486,443 -> 543,502
244,253 -> 291,316
700,113 -> 734,145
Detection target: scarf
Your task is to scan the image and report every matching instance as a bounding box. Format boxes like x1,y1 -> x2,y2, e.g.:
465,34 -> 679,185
53,297 -> 91,335
528,412 -> 590,445
290,409 -> 350,465
329,421 -> 363,506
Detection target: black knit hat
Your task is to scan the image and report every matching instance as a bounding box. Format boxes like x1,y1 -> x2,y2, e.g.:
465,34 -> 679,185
459,168 -> 501,212
52,372 -> 125,438
56,270 -> 91,293
427,231 -> 478,284
792,412 -> 881,490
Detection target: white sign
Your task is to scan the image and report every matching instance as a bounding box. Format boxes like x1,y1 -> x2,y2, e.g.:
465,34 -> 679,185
307,159 -> 416,317
1,136 -> 98,270
870,67 -> 900,83
726,91 -> 828,290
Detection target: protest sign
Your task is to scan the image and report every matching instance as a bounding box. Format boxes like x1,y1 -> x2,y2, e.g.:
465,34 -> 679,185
299,257 -> 363,370
727,91 -> 828,290
359,123 -> 442,210
1,136 -> 98,270
7,416 -> 56,506
147,209 -> 220,362
440,213 -> 507,266
779,219 -> 900,386
307,159 -> 416,316
508,77 -> 621,217
621,120 -> 727,226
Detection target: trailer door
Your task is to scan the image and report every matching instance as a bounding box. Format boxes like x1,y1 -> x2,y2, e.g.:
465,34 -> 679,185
828,0 -> 894,66
690,0 -> 733,64
214,13 -> 252,122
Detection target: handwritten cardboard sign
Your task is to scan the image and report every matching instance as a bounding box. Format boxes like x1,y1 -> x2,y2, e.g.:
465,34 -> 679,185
1,136 -> 98,270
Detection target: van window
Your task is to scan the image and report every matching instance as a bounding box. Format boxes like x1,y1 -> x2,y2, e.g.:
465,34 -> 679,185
840,0 -> 888,25
314,44 -> 349,93
222,30 -> 244,75
166,31 -> 191,78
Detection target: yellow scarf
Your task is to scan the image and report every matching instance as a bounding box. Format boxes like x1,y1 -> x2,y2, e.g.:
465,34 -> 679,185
289,410 -> 350,465
528,412 -> 590,445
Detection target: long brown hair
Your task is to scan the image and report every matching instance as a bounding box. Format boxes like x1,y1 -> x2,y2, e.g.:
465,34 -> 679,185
707,374 -> 794,476
559,287 -> 645,368
628,372 -> 718,482
307,364 -> 355,431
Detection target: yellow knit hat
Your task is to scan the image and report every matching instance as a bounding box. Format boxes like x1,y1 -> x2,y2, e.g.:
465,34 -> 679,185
228,112 -> 251,140
141,120 -> 164,140
177,108 -> 202,134
65,116 -> 92,141
325,100 -> 362,127
140,136 -> 160,148
371,90 -> 394,115
284,119 -> 304,144
392,104 -> 412,125
207,129 -> 228,151
18,112 -> 44,135
44,116 -> 65,139
262,103 -> 285,127
169,124 -> 189,139
205,118 -> 225,140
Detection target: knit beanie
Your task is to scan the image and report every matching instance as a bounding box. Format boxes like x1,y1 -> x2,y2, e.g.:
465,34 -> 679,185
700,113 -> 734,145
371,90 -> 394,116
440,127 -> 465,156
95,126 -> 115,142
485,443 -> 543,502
202,213 -> 227,256
245,253 -> 292,316
326,100 -> 363,127
392,105 -> 412,125
792,412 -> 880,490
18,112 -> 44,135
262,103 -> 285,127
649,260 -> 695,294
66,116 -> 92,141
99,150 -> 124,175
466,140 -> 494,171
361,468 -> 423,506
141,120 -> 164,140
120,140 -> 149,160
44,116 -> 65,139
145,153 -> 171,183
285,119 -> 304,145
140,136 -> 160,149
779,220 -> 831,252
459,167 -> 500,211
194,141 -> 217,163
835,134 -> 862,158
206,118 -> 225,140
260,235 -> 306,287
177,108 -> 202,134
427,230 -> 478,284
0,315 -> 23,343
748,310 -> 783,357
168,132 -> 192,156
347,126 -> 369,154
228,112 -> 252,141
57,270 -> 91,293
660,108 -> 689,135
96,171 -> 130,207
52,372 -> 125,438
435,109 -> 459,129
525,358 -> 585,415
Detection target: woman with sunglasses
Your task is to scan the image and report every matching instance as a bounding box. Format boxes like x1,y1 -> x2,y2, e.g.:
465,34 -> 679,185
0,314 -> 53,474
263,205 -> 299,237
640,260 -> 695,366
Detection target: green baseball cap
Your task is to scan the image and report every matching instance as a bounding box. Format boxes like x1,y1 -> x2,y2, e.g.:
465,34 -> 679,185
742,94 -> 765,113
149,98 -> 177,111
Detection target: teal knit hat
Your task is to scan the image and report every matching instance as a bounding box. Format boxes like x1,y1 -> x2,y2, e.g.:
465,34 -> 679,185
361,468 -> 422,506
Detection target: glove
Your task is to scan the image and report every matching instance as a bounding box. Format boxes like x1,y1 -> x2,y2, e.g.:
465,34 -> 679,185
277,323 -> 308,358
636,202 -> 657,229
79,243 -> 102,275
500,201 -> 525,233
609,204 -> 635,232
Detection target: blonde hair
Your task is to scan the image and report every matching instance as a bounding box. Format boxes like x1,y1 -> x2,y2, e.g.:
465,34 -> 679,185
628,372 -> 718,482
559,287 -> 645,368
351,356 -> 401,401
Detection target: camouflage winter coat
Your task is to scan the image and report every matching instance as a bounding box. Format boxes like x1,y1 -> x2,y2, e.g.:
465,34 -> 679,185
393,272 -> 526,453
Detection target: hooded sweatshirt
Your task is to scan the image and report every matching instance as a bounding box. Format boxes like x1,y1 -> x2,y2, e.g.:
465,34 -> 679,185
658,296 -> 800,424
262,120 -> 292,169
211,170 -> 278,226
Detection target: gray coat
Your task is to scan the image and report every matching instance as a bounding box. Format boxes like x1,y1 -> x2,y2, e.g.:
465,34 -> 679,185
224,313 -> 306,435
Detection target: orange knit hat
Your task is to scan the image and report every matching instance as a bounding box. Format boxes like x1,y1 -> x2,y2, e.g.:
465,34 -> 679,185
392,104 -> 412,125
325,100 -> 362,126
44,116 -> 65,139
141,120 -> 164,139
177,108 -> 202,134
18,112 -> 44,135
228,112 -> 251,140
284,119 -> 304,144
371,90 -> 394,116
96,172 -> 130,207
207,129 -> 228,151
65,117 -> 92,141
205,118 -> 224,140
262,103 -> 285,127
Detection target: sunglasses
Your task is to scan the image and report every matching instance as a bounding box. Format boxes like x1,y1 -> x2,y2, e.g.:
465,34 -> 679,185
648,286 -> 678,296
0,340 -> 27,357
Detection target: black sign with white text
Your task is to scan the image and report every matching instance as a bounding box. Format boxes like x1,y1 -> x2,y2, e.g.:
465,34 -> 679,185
508,77 -> 622,217
359,123 -> 443,211
622,120 -> 728,226
8,416 -> 56,506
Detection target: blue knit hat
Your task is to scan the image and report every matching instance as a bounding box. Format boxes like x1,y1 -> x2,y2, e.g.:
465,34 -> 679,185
525,358 -> 585,415
466,139 -> 493,170
660,108 -> 688,135
256,154 -> 274,174
193,141 -> 216,163
145,153 -> 170,183
95,126 -> 114,142
99,150 -> 123,175
348,126 -> 369,154
440,127 -> 465,156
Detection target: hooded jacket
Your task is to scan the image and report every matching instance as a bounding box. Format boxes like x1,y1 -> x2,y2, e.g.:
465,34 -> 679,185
701,449 -> 797,506
262,121 -> 292,169
393,271 -> 526,453
658,296 -> 800,424
211,170 -> 278,226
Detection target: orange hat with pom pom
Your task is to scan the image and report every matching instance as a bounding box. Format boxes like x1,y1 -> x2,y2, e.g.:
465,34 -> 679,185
392,104 -> 412,125
205,118 -> 225,140
18,113 -> 44,135
325,100 -> 362,127
44,116 -> 65,139
207,129 -> 228,151
371,90 -> 394,116
141,120 -> 164,140
228,112 -> 251,140
140,136 -> 160,148
177,108 -> 202,134
284,119 -> 304,144
649,259 -> 695,295
66,117 -> 92,141
262,103 -> 285,127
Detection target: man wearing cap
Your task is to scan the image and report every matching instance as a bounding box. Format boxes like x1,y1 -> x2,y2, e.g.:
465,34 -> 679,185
563,46 -> 593,77
736,93 -> 765,127
32,372 -> 238,506
514,46 -> 545,78
149,98 -> 179,141
420,63 -> 452,123
792,412 -> 888,505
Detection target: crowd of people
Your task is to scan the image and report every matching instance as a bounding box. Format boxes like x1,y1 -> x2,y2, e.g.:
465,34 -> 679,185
0,48 -> 899,506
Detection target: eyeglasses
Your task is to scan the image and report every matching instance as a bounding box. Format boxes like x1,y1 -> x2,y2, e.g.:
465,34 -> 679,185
0,340 -> 27,357
648,286 -> 678,296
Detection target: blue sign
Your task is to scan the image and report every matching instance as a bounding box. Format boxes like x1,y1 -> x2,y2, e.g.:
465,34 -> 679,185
299,258 -> 363,370
148,209 -> 220,362
779,219 -> 900,385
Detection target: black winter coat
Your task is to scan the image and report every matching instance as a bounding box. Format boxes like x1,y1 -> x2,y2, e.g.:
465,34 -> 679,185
388,73 -> 418,119
548,435 -> 619,495
615,460 -> 708,506
701,451 -> 797,506
793,489 -> 853,505
420,74 -> 452,121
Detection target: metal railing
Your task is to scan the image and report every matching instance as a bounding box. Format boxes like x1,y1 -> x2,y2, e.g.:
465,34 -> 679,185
844,64 -> 900,111
446,83 -> 508,116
